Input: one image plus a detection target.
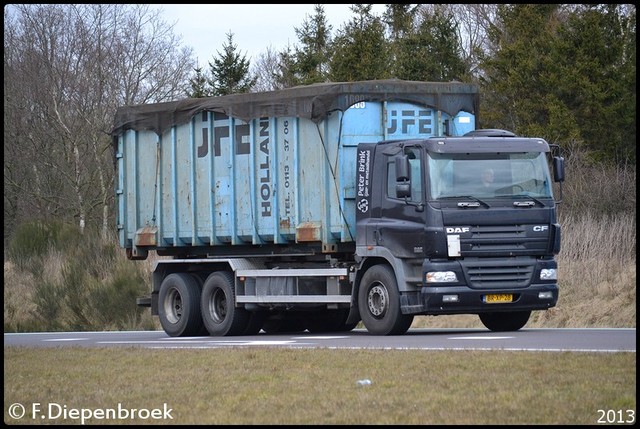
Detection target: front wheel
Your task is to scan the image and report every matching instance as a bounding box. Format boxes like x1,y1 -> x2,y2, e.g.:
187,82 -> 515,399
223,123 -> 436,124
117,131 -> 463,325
479,310 -> 531,332
358,265 -> 413,335
201,271 -> 250,336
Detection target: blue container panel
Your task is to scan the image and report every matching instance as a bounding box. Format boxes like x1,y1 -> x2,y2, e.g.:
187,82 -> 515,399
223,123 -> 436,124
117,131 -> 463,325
250,116 -> 274,243
117,100 -> 475,250
450,111 -> 476,136
194,113 -> 212,244
211,112 -> 234,243
177,124 -> 194,244
117,130 -> 158,247
297,119 -> 326,223
274,117 -> 298,241
233,118 -> 253,244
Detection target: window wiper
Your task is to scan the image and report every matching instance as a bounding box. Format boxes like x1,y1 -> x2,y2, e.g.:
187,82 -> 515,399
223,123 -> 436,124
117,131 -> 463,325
495,193 -> 545,207
437,195 -> 490,208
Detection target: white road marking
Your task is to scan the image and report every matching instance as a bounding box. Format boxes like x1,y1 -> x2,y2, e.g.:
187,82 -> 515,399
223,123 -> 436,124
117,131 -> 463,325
98,340 -> 301,346
291,336 -> 349,340
42,338 -> 89,342
449,336 -> 514,340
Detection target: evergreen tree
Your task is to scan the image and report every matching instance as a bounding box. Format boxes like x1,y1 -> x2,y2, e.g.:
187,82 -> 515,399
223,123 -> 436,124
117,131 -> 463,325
187,66 -> 211,98
394,7 -> 468,81
479,4 -> 565,136
383,4 -> 417,41
208,31 -> 256,96
293,4 -> 333,85
329,4 -> 391,82
274,44 -> 300,89
551,5 -> 636,164
479,4 -> 635,165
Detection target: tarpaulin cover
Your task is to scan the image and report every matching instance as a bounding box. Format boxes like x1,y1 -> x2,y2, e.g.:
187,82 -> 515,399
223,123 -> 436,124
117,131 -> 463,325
111,79 -> 479,137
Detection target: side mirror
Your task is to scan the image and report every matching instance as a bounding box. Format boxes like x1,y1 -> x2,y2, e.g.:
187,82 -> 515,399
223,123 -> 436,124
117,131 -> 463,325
553,156 -> 565,183
395,154 -> 411,199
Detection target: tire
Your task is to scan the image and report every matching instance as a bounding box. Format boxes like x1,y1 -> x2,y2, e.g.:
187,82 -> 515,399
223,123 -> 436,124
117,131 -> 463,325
479,310 -> 531,332
358,265 -> 414,335
158,273 -> 203,337
190,273 -> 210,336
201,271 -> 250,336
339,320 -> 360,332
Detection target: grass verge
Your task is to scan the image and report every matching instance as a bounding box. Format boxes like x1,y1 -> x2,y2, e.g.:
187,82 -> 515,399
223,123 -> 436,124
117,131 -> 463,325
3,347 -> 636,425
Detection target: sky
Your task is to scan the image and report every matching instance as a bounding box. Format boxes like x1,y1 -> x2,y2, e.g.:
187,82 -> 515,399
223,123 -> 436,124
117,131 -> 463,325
155,4 -> 387,65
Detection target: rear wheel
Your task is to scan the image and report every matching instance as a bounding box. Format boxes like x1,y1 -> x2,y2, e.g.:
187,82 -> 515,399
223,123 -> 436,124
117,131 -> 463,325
190,273 -> 210,336
158,273 -> 203,337
479,311 -> 531,332
201,271 -> 250,336
358,265 -> 413,335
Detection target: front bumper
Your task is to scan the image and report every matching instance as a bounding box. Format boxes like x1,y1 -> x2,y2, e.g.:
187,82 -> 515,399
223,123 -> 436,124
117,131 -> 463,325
400,256 -> 559,315
401,283 -> 559,315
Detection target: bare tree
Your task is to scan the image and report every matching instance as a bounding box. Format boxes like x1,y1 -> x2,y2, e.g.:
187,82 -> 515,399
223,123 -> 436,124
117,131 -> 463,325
251,45 -> 286,92
4,4 -> 196,240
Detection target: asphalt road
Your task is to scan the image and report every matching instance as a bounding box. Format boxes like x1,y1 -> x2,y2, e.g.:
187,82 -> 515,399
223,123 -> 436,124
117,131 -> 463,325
4,328 -> 636,352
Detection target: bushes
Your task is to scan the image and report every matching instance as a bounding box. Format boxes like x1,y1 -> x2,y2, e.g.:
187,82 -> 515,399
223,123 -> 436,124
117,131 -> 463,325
559,143 -> 636,218
4,222 -> 156,332
6,221 -> 81,272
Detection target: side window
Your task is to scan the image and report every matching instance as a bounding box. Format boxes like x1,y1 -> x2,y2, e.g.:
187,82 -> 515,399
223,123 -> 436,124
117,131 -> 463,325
387,160 -> 398,198
386,147 -> 422,203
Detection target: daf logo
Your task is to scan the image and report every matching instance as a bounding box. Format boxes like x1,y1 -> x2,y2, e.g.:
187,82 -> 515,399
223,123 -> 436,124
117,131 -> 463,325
533,225 -> 549,232
446,227 -> 470,234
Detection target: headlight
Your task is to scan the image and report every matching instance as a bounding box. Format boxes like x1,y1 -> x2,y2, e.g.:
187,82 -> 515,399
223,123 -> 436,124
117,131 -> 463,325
426,271 -> 458,283
540,268 -> 557,280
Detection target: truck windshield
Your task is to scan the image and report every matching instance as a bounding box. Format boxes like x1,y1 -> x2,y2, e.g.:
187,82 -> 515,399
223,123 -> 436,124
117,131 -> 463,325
427,152 -> 554,200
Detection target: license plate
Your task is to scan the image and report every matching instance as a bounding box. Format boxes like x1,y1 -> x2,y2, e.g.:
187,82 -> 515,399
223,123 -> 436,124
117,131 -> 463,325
484,294 -> 513,303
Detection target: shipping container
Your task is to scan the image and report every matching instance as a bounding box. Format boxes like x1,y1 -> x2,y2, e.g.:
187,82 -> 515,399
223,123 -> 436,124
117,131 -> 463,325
113,80 -> 478,258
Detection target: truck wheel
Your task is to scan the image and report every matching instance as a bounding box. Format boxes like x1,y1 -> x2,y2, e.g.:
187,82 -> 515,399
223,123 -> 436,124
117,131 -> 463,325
158,273 -> 203,337
201,271 -> 250,336
190,273 -> 210,336
338,319 -> 360,332
358,265 -> 413,335
479,310 -> 531,331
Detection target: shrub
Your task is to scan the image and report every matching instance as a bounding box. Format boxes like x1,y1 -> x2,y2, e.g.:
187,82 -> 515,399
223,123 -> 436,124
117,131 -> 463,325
4,221 -> 152,332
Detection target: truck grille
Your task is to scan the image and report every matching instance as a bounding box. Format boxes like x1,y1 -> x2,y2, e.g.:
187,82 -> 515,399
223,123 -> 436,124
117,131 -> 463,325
463,258 -> 535,288
460,225 -> 550,256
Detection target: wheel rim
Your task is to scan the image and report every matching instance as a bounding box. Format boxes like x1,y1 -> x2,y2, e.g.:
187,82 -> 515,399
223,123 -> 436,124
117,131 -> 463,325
164,287 -> 182,324
207,288 -> 227,324
367,284 -> 388,318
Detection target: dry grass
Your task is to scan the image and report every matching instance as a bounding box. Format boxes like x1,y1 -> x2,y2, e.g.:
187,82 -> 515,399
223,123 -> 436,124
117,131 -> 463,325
3,347 -> 636,425
3,261 -> 40,332
412,211 -> 636,330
